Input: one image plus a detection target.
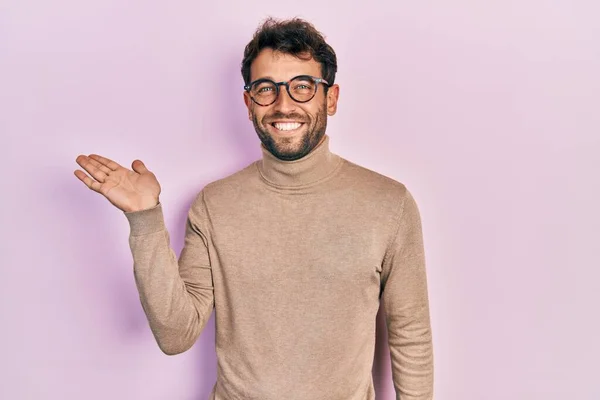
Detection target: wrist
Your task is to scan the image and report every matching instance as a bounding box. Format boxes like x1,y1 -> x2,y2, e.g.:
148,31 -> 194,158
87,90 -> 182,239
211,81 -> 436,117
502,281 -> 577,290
127,197 -> 159,213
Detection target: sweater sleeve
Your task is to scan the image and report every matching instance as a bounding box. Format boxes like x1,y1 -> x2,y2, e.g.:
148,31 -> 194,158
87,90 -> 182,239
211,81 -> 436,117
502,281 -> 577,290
381,188 -> 434,399
123,192 -> 214,355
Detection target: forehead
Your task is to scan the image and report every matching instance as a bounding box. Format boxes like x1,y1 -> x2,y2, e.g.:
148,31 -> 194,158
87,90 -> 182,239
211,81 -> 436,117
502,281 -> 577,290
250,48 -> 322,82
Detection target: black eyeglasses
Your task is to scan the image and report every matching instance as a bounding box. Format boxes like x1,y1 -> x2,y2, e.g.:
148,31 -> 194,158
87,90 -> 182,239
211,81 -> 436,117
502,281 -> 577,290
244,75 -> 330,106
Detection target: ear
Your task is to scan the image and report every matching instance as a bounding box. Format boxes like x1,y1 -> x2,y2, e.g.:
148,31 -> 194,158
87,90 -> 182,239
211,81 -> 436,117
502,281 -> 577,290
326,84 -> 340,116
243,91 -> 253,120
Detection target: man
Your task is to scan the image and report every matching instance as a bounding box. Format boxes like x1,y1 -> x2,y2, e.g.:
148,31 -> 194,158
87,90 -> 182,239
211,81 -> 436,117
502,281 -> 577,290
74,17 -> 433,400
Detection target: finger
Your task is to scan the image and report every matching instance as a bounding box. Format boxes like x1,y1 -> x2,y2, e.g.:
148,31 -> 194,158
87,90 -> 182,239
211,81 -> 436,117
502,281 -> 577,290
75,155 -> 108,183
74,170 -> 102,192
131,159 -> 148,174
88,154 -> 120,171
86,157 -> 112,175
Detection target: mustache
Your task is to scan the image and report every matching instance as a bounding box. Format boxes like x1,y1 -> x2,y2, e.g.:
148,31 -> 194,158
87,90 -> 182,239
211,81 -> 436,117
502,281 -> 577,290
264,112 -> 308,124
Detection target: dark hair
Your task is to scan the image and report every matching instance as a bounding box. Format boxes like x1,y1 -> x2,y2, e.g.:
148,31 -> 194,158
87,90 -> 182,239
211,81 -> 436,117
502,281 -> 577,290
241,17 -> 337,88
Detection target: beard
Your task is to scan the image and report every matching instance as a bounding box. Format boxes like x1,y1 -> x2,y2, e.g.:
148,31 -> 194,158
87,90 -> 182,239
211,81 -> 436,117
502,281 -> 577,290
251,101 -> 328,161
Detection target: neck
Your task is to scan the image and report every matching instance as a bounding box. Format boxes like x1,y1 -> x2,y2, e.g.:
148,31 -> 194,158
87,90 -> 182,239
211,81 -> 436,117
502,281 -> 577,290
257,135 -> 342,188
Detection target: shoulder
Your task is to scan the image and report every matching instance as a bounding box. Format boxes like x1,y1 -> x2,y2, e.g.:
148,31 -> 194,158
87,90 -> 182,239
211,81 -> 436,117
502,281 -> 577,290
337,157 -> 422,246
338,158 -> 411,205
191,161 -> 260,208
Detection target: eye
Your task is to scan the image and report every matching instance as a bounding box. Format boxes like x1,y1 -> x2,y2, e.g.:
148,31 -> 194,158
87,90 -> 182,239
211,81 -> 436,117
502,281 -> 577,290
292,79 -> 314,91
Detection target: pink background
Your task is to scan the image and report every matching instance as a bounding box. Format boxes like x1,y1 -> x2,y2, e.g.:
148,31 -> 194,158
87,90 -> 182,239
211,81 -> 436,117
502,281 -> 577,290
1,1 -> 599,399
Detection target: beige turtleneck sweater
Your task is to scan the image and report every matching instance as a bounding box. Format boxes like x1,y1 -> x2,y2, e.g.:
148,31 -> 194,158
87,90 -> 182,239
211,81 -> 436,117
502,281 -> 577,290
124,135 -> 434,399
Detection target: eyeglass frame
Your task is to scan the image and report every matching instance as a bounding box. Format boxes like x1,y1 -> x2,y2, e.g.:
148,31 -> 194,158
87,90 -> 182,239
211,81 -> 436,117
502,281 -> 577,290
244,74 -> 331,106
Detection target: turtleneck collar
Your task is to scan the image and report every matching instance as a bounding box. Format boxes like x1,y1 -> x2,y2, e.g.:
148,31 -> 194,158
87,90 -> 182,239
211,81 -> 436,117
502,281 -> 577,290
257,135 -> 343,189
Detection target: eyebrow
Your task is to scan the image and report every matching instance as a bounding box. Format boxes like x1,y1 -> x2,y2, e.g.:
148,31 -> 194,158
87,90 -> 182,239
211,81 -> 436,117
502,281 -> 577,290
251,76 -> 275,82
251,74 -> 315,83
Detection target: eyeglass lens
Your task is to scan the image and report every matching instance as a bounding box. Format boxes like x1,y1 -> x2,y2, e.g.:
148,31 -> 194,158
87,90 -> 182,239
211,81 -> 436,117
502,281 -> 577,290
250,76 -> 317,105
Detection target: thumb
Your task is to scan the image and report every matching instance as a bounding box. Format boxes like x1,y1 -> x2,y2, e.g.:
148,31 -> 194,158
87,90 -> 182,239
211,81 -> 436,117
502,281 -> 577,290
131,159 -> 149,174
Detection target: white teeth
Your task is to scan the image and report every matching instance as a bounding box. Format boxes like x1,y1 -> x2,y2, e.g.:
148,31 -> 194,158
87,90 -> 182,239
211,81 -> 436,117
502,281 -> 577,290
273,122 -> 302,131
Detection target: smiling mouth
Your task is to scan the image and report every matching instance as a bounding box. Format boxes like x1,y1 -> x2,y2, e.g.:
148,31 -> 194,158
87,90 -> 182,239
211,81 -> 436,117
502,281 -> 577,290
271,122 -> 305,132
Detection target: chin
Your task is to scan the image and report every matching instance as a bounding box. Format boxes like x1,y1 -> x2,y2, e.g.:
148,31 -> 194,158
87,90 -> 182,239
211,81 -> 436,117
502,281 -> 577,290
269,142 -> 310,161
259,127 -> 307,159
254,116 -> 326,161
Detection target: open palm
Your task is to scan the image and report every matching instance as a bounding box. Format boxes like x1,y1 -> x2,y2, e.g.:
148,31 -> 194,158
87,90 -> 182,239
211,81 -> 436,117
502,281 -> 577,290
74,154 -> 161,213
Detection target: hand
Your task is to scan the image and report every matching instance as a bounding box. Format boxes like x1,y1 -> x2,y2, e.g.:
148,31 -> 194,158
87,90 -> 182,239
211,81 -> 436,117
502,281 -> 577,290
74,154 -> 161,213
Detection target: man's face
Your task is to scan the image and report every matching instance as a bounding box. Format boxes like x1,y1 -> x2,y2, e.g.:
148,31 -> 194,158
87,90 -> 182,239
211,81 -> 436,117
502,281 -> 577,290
244,48 -> 339,161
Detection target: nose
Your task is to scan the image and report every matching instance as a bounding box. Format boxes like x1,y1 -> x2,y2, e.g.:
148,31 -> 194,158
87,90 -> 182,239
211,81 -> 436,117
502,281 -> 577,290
272,83 -> 297,113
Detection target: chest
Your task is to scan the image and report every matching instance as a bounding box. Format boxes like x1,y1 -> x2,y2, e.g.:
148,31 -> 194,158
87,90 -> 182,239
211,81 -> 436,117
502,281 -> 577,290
207,194 -> 389,287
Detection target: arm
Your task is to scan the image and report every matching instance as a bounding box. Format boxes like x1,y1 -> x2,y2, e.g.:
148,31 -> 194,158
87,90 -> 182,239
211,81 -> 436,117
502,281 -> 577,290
124,191 -> 214,355
381,188 -> 434,399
